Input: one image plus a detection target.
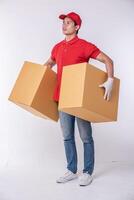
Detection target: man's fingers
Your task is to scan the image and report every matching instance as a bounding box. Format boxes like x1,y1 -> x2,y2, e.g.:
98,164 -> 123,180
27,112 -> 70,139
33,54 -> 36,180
104,90 -> 107,100
106,93 -> 110,101
107,92 -> 112,101
99,84 -> 104,88
99,82 -> 112,101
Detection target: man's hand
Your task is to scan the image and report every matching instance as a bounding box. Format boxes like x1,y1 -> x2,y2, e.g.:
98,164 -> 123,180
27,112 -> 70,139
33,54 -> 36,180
43,57 -> 56,68
95,51 -> 114,101
99,77 -> 114,101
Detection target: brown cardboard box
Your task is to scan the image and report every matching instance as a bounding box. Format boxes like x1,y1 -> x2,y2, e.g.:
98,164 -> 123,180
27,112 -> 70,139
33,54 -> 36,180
8,61 -> 59,122
58,62 -> 120,123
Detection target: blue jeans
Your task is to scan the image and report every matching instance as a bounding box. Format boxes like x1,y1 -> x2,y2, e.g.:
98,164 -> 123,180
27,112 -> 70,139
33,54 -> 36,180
59,111 -> 94,175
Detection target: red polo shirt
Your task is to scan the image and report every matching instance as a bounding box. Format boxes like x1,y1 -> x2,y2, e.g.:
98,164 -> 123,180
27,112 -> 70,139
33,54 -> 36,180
51,35 -> 101,102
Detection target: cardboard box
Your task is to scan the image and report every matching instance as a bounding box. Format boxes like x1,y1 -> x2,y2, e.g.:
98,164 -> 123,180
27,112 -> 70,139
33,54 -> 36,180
58,62 -> 120,123
8,61 -> 59,122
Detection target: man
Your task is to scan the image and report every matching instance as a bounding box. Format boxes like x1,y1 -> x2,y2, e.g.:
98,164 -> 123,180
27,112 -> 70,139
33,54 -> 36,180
44,12 -> 114,186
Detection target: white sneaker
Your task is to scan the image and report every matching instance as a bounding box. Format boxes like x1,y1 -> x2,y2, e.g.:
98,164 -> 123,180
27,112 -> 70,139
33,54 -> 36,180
78,172 -> 93,186
56,170 -> 77,183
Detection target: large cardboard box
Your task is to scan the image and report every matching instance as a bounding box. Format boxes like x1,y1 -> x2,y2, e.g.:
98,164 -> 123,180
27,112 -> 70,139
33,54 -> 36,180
8,61 -> 59,122
58,62 -> 120,123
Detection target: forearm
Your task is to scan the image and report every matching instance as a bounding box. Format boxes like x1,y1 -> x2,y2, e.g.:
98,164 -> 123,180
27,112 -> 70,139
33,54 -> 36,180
104,59 -> 114,78
96,51 -> 114,78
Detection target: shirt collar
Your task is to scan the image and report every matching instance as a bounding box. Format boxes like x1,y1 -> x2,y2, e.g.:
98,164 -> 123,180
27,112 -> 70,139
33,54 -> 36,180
63,35 -> 79,45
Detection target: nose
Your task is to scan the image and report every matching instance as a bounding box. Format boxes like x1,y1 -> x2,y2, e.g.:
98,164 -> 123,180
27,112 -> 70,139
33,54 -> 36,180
62,24 -> 66,28
62,24 -> 67,31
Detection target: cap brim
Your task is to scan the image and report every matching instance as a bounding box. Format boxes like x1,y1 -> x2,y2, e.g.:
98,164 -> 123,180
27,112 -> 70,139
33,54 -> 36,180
59,14 -> 67,20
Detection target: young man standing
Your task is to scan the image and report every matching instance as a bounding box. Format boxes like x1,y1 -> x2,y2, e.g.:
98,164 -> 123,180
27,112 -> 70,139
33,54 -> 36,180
44,12 -> 114,186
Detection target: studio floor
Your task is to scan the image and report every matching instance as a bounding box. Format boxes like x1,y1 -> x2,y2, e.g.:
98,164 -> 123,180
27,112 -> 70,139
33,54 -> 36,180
0,161 -> 134,200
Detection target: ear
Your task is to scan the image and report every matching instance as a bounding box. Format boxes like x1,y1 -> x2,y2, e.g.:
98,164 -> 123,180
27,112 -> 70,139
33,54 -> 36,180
75,25 -> 80,31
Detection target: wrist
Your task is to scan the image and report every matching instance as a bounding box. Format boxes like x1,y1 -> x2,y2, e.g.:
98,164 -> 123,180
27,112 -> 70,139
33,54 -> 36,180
108,77 -> 114,81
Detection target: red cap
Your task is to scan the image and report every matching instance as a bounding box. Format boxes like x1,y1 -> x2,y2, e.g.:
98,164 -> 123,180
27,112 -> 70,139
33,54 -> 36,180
59,12 -> 82,28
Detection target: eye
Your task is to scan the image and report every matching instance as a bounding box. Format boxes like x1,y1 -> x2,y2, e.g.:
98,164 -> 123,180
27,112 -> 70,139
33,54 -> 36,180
63,21 -> 65,24
63,20 -> 70,25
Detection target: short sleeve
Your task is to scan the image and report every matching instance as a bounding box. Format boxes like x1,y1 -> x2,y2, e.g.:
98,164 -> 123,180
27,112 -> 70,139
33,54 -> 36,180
84,42 -> 101,60
51,44 -> 58,62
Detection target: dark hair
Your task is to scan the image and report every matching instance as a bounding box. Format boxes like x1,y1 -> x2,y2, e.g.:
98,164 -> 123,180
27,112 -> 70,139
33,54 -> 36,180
74,21 -> 79,35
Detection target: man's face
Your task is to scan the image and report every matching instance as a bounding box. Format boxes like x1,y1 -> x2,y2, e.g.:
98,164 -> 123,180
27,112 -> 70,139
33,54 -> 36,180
62,17 -> 79,35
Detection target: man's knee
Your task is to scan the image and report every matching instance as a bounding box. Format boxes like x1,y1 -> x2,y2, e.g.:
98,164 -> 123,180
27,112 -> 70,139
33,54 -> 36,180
80,135 -> 93,143
63,133 -> 74,141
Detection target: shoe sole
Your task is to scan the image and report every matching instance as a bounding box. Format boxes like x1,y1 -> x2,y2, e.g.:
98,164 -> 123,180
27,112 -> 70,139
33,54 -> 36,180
79,179 -> 93,186
56,176 -> 78,183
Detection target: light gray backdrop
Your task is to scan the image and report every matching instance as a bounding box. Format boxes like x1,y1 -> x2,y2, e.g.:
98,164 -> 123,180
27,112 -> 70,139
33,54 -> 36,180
0,0 -> 134,171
